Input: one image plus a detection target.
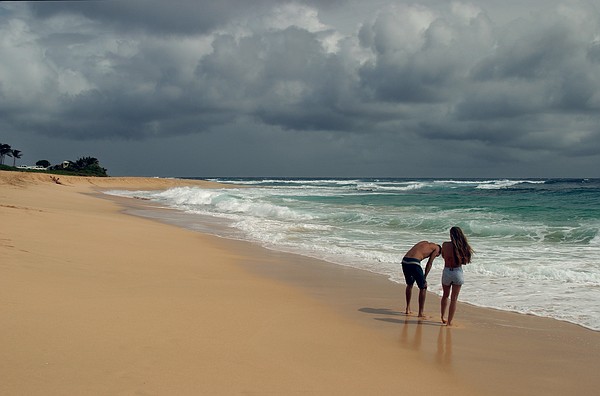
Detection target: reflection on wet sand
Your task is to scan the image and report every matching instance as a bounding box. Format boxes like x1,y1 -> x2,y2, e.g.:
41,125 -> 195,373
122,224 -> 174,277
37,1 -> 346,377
400,318 -> 423,350
436,325 -> 452,367
359,307 -> 452,368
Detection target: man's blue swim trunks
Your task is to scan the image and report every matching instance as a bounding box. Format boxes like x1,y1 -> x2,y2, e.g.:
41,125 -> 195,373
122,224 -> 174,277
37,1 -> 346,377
401,256 -> 426,289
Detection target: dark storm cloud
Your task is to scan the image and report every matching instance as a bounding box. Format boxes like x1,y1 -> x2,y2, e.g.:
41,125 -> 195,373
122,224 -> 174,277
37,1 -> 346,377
30,0 -> 270,35
196,26 -> 361,131
1,1 -> 600,177
357,8 -> 482,104
29,0 -> 346,34
469,11 -> 600,114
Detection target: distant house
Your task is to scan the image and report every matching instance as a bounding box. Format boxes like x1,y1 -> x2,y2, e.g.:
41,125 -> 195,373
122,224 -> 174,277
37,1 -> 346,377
17,165 -> 48,170
62,161 -> 73,169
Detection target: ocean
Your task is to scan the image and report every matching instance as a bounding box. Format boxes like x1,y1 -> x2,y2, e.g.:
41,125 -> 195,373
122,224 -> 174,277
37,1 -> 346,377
105,178 -> 600,331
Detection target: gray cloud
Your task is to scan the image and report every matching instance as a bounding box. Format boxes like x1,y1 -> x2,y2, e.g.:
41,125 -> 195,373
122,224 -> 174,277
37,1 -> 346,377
1,1 -> 599,177
29,0 -> 346,35
30,0 -> 273,35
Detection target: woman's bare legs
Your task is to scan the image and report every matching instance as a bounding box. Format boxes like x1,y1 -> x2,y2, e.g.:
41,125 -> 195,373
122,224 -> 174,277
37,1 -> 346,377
447,285 -> 462,326
441,284 -> 451,324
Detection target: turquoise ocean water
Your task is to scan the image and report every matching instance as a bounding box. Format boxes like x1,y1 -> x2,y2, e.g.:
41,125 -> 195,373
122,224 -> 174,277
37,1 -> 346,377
106,178 -> 600,331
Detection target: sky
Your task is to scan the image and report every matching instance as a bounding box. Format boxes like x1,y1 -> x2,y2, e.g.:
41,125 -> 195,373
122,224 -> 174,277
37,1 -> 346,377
1,0 -> 600,178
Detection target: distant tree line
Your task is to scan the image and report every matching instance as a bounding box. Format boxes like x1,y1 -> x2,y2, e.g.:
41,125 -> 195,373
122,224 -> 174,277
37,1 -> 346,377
50,156 -> 108,177
0,142 -> 108,177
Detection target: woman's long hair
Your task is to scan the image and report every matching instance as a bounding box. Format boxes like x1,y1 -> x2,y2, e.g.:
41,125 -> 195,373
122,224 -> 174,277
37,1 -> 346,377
450,226 -> 473,265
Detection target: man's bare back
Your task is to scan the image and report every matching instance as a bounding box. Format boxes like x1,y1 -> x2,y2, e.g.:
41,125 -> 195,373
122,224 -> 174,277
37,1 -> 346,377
404,241 -> 440,261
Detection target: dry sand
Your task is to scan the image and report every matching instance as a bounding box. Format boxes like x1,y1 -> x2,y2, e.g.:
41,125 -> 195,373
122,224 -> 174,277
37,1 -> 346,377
1,171 -> 598,395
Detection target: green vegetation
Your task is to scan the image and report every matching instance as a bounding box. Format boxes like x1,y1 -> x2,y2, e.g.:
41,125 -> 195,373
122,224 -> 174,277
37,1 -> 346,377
0,141 -> 108,177
48,156 -> 108,177
0,164 -> 15,172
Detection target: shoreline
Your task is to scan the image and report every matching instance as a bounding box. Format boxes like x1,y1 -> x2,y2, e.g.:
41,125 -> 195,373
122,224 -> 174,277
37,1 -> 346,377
2,171 -> 599,395
106,183 -> 598,333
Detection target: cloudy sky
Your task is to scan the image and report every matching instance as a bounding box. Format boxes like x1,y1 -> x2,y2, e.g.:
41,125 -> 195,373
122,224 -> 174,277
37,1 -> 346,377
1,1 -> 599,178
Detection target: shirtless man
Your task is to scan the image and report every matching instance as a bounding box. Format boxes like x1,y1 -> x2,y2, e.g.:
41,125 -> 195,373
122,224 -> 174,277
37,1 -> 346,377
401,241 -> 441,317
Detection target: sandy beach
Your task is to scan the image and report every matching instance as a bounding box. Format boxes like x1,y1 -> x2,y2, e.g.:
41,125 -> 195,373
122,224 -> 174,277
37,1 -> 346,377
1,171 -> 598,395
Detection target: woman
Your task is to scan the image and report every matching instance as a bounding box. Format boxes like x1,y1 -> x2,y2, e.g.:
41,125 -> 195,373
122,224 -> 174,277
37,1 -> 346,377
440,226 -> 473,326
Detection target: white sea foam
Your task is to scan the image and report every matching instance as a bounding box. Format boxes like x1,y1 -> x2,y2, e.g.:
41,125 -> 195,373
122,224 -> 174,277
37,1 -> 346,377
474,179 -> 546,189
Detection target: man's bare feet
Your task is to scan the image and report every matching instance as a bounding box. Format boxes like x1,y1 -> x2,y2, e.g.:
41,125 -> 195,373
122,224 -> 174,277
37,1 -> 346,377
405,308 -> 413,315
441,317 -> 447,324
